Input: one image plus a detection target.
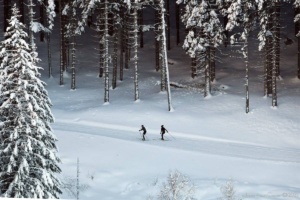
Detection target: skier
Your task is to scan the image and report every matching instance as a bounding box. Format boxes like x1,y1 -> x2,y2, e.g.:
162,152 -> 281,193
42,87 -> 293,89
139,125 -> 147,140
160,125 -> 168,140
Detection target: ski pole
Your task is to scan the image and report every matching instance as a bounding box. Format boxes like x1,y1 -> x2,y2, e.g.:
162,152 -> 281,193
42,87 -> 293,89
167,132 -> 176,140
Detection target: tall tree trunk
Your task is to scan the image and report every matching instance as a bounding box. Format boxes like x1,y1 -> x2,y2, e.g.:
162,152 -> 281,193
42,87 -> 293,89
97,6 -> 104,78
40,5 -> 45,42
125,11 -> 129,69
204,47 -> 211,97
28,0 -> 34,50
155,3 -> 160,71
275,1 -> 280,77
119,6 -> 124,81
112,16 -> 118,89
298,36 -> 300,79
139,6 -> 144,48
104,0 -> 109,103
176,3 -> 180,45
272,3 -> 277,107
210,47 -> 216,82
160,0 -> 173,111
71,35 -> 76,90
134,2 -> 139,101
71,10 -> 76,90
88,15 -> 93,27
224,15 -> 229,47
59,0 -> 64,85
47,33 -> 52,78
160,8 -> 166,92
191,57 -> 196,78
295,8 -> 299,36
19,0 -> 24,24
264,6 -> 273,96
245,37 -> 249,113
3,0 -> 11,32
166,0 -> 170,50
296,8 -> 300,79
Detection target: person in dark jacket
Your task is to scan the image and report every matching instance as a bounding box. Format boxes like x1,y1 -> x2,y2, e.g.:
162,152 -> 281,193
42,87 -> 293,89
160,125 -> 168,140
139,125 -> 147,140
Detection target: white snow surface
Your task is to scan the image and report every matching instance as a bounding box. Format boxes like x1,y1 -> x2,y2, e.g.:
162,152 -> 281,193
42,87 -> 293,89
2,4 -> 299,200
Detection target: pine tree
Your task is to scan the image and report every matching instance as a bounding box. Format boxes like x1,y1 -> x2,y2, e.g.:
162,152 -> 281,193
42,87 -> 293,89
0,5 -> 61,198
180,0 -> 224,97
295,0 -> 300,79
224,0 -> 256,113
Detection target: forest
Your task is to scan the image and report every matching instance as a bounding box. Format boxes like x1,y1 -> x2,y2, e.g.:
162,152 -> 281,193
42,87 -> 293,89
2,0 -> 300,113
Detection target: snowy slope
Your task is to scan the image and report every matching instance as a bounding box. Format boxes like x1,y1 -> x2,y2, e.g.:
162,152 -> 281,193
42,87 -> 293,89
41,21 -> 300,199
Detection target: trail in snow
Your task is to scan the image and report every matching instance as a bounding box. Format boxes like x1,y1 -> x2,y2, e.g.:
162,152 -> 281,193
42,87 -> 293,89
53,120 -> 300,163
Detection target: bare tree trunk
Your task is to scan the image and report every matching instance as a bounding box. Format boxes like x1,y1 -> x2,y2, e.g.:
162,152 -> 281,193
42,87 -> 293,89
40,5 -> 45,42
210,47 -> 216,82
133,2 -> 139,101
155,3 -> 160,71
272,3 -> 277,107
71,8 -> 76,90
295,8 -> 300,79
97,7 -> 104,78
112,16 -> 118,89
19,0 -> 24,24
204,47 -> 211,97
59,0 -> 64,85
28,0 -> 34,50
71,35 -> 76,90
296,8 -> 300,35
160,9 -> 166,92
224,15 -> 229,47
191,57 -> 196,78
245,37 -> 249,113
119,6 -> 124,81
264,6 -> 273,96
298,36 -> 300,79
104,0 -> 109,103
139,6 -> 144,48
166,0 -> 170,50
160,0 -> 173,111
88,15 -> 93,27
3,0 -> 11,32
125,11 -> 129,69
275,1 -> 280,77
176,3 -> 180,45
47,33 -> 52,78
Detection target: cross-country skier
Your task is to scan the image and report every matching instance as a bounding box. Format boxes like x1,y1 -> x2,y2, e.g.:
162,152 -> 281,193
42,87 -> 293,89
139,125 -> 147,140
160,125 -> 168,140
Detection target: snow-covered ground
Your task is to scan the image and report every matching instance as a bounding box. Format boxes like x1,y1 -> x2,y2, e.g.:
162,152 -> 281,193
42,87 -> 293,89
2,4 -> 300,199
42,24 -> 299,199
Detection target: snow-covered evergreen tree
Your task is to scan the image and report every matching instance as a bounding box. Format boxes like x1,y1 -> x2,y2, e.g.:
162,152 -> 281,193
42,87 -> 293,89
179,0 -> 224,97
0,5 -> 61,198
222,0 -> 257,113
294,0 -> 300,79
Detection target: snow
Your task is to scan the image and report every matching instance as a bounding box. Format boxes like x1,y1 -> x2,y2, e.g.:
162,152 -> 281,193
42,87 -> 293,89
1,2 -> 300,200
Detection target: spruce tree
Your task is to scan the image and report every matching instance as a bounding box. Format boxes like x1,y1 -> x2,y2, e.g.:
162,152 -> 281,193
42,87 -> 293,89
0,5 -> 61,198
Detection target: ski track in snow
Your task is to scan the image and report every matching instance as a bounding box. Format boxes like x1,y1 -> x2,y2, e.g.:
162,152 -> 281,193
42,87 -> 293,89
53,119 -> 300,164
